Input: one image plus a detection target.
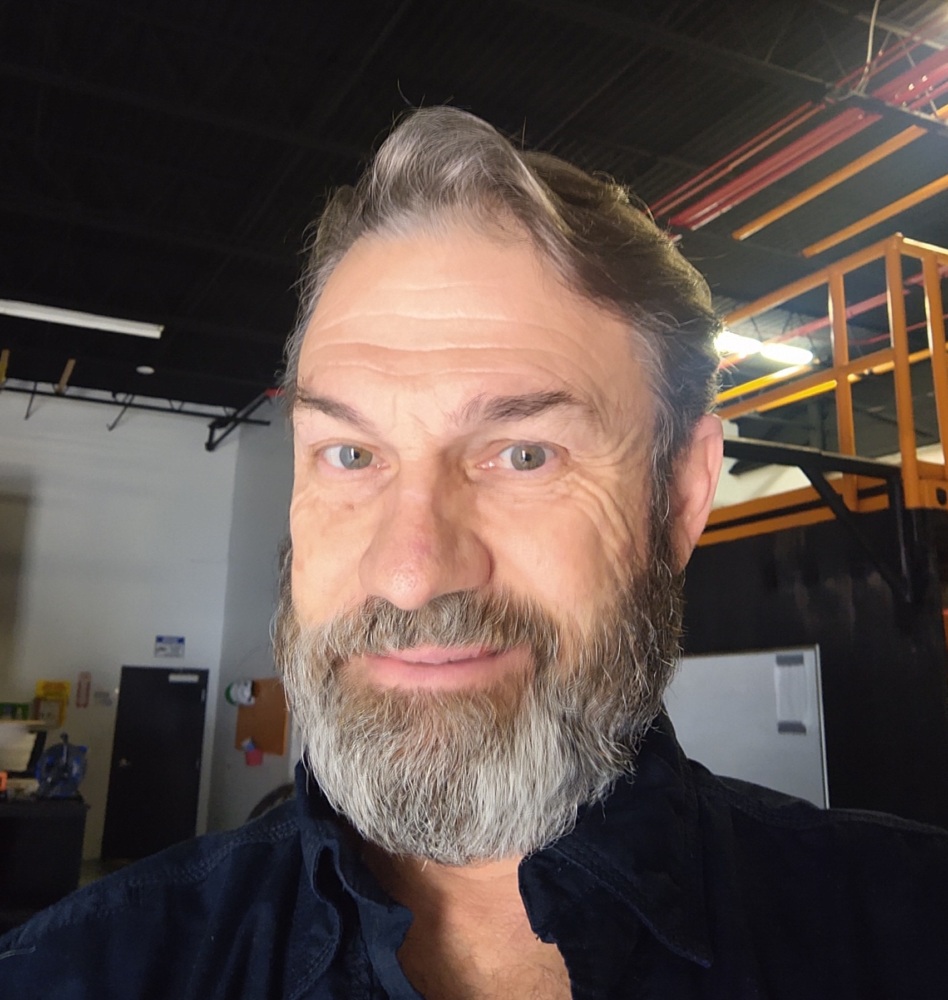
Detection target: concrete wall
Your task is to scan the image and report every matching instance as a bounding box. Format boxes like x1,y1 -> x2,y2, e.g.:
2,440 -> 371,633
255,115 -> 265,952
0,390 -> 238,857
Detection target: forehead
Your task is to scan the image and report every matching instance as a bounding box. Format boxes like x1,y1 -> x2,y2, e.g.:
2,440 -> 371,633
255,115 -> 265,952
297,224 -> 651,413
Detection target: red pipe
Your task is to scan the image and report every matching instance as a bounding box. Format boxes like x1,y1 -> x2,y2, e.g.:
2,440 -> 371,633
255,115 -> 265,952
873,49 -> 948,106
655,30 -> 924,218
912,79 -> 948,107
670,52 -> 948,230
659,30 -> 947,229
650,104 -> 821,217
671,108 -> 877,229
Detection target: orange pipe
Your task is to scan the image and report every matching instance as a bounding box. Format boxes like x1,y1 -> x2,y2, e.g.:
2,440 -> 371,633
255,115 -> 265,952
752,379 -> 840,413
716,346 -> 897,421
716,365 -> 809,404
829,271 -> 858,506
885,243 -> 921,506
900,236 -> 948,264
733,104 -> 948,241
702,494 -> 891,547
922,252 -> 948,464
732,127 -> 926,240
803,174 -> 948,258
725,236 -> 894,324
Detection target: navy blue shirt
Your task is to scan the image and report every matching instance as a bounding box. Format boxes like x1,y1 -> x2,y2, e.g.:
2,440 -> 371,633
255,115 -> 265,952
2,715 -> 947,998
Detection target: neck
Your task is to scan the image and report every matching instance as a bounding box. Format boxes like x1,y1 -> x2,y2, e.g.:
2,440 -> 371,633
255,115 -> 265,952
362,842 -> 525,922
362,842 -> 572,999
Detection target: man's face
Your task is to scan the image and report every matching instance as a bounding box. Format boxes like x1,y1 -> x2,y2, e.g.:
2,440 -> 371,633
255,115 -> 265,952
280,221 -> 720,863
290,223 -> 657,672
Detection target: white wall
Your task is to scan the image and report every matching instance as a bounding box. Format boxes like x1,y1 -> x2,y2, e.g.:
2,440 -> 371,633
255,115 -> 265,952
712,419 -> 810,509
712,423 -> 948,510
0,390 -> 239,857
207,404 -> 295,832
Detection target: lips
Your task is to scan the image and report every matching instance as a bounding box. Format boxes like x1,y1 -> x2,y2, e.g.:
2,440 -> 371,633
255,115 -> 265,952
357,645 -> 521,691
379,645 -> 497,665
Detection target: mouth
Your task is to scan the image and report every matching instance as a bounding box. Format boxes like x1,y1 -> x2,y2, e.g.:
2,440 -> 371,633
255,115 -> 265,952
356,644 -> 525,690
381,644 -> 497,665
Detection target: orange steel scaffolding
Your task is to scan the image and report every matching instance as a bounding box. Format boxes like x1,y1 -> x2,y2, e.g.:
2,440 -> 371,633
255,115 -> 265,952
703,233 -> 948,546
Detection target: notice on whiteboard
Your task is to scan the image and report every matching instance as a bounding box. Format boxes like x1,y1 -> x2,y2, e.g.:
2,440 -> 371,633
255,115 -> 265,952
154,635 -> 185,658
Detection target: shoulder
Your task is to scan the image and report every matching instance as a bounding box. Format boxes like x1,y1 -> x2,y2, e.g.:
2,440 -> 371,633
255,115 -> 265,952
689,761 -> 948,977
0,803 -> 337,999
694,761 -> 948,849
8,802 -> 300,941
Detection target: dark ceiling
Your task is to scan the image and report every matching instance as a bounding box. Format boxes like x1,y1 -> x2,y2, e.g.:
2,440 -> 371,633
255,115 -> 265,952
3,0 -> 948,456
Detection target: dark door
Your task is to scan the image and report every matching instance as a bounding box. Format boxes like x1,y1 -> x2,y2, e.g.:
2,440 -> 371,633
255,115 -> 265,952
101,666 -> 208,860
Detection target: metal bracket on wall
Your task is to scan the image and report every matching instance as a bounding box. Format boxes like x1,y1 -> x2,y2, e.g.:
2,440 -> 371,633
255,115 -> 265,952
204,390 -> 274,452
723,437 -> 918,605
107,393 -> 136,431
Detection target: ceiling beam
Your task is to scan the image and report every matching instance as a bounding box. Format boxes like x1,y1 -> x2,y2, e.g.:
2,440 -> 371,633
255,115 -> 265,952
814,1 -> 946,50
0,196 -> 297,268
0,307 -> 285,347
511,0 -> 832,101
0,60 -> 366,158
834,93 -> 948,140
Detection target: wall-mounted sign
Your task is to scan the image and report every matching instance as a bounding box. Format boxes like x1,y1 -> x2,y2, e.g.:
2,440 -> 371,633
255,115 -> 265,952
35,679 -> 70,727
76,671 -> 92,709
154,635 -> 185,658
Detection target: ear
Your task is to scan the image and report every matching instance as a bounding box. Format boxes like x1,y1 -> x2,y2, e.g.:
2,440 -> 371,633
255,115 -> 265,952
669,414 -> 723,571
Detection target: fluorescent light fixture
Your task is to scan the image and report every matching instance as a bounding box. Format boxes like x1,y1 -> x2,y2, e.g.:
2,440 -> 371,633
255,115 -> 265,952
715,329 -> 761,359
759,342 -> 813,366
0,299 -> 163,339
716,328 -> 813,366
136,365 -> 156,375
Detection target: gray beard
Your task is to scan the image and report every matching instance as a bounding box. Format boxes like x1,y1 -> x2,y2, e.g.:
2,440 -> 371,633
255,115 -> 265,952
274,521 -> 682,866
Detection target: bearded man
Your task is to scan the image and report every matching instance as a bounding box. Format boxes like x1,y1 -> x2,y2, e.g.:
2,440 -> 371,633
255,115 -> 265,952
3,107 -> 947,999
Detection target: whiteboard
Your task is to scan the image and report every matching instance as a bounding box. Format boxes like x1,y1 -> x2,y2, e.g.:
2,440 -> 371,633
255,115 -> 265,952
664,646 -> 829,807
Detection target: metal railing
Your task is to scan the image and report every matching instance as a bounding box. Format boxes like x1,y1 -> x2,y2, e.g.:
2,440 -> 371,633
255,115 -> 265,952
712,233 -> 948,526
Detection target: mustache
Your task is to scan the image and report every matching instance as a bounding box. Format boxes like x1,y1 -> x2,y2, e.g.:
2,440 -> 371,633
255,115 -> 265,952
277,589 -> 562,668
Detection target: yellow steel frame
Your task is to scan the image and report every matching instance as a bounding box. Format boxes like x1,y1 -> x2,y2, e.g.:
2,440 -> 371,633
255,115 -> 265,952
704,233 -> 948,545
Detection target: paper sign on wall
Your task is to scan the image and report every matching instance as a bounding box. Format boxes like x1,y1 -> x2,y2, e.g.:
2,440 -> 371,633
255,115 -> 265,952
154,635 -> 185,658
75,671 -> 92,709
34,679 -> 70,727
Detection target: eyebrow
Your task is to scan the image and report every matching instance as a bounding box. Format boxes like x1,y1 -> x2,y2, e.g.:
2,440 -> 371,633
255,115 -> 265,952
293,390 -> 377,434
455,389 -> 597,426
293,386 -> 597,432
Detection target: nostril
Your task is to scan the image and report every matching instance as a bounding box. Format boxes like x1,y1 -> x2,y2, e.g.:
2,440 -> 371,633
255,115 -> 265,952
358,507 -> 491,611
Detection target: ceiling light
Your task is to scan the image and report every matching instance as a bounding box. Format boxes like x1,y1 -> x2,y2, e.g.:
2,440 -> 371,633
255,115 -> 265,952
136,365 -> 156,375
0,299 -> 163,339
715,329 -> 761,359
716,329 -> 813,366
759,342 -> 814,365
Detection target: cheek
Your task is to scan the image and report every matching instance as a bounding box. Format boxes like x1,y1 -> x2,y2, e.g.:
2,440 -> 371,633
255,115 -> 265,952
482,481 -> 643,627
289,486 -> 367,623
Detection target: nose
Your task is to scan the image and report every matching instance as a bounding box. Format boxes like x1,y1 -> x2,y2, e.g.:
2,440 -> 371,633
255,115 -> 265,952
358,470 -> 492,610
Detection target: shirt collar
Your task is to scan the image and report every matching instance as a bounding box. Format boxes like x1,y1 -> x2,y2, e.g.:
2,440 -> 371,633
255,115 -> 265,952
293,711 -> 712,968
535,712 -> 713,967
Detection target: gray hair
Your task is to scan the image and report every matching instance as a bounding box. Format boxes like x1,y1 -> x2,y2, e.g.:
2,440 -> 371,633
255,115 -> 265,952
283,106 -> 720,477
